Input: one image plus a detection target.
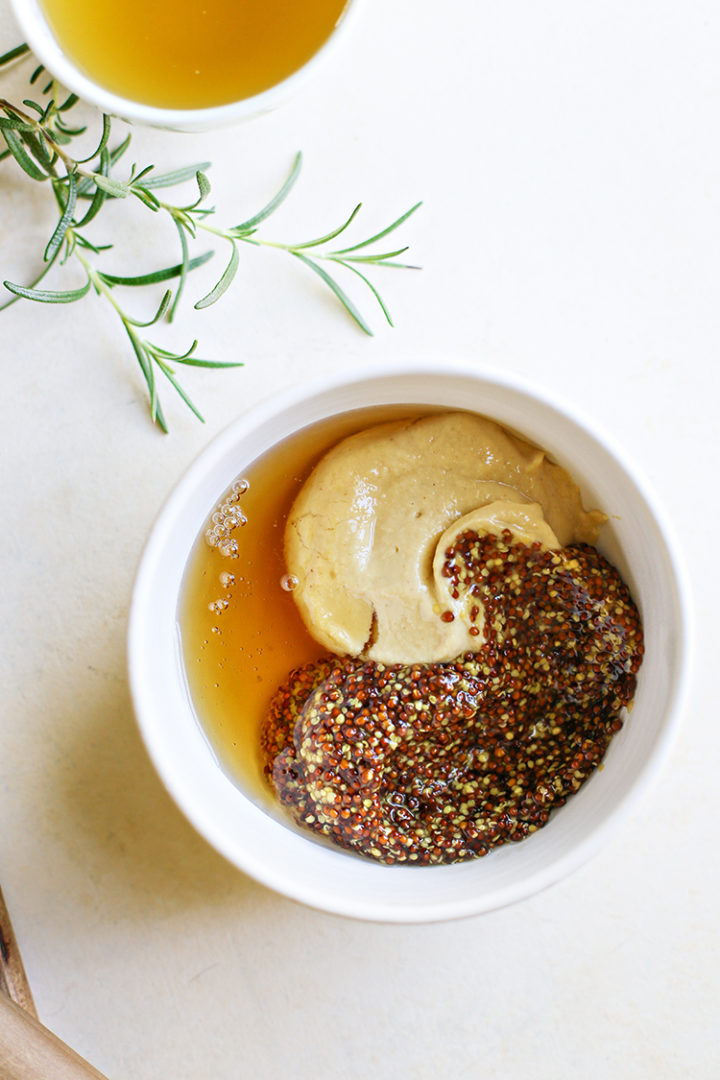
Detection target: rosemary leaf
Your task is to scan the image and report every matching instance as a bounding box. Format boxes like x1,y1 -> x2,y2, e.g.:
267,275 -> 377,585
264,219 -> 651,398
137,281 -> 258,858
3,278 -> 91,303
58,93 -> 79,112
0,43 -> 31,67
129,163 -> 155,185
131,186 -> 161,211
284,203 -> 362,250
0,115 -> 34,131
74,235 -> 113,254
149,340 -> 199,361
155,358 -> 205,423
45,172 -> 78,263
0,247 -> 61,311
232,151 -> 302,231
92,172 -> 129,198
54,116 -> 87,137
122,289 -> 173,328
16,128 -> 57,174
194,241 -> 239,309
291,252 -> 373,335
98,250 -> 214,288
173,356 -> 244,370
177,170 -> 212,212
1,128 -> 48,180
332,246 -> 411,264
169,220 -> 190,322
74,150 -> 109,227
22,99 -> 46,117
333,201 -> 423,254
108,133 -> 132,167
141,162 -> 212,189
75,113 -> 112,164
129,332 -> 166,432
196,171 -> 212,201
340,262 -> 394,327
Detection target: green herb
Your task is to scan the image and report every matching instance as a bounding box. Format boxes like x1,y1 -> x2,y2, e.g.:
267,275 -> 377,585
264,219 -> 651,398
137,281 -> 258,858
0,45 -> 421,431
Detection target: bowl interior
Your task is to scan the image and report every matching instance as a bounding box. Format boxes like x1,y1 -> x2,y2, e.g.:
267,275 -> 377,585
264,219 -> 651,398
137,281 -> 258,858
128,365 -> 690,921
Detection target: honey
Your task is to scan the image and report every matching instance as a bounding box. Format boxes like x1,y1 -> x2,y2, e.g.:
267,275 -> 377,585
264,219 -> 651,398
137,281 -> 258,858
40,0 -> 349,109
179,406 -> 417,793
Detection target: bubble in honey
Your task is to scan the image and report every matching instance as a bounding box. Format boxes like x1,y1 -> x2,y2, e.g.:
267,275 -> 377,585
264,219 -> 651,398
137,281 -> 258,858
219,571 -> 235,588
208,598 -> 230,614
205,488 -> 248,555
281,574 -> 299,592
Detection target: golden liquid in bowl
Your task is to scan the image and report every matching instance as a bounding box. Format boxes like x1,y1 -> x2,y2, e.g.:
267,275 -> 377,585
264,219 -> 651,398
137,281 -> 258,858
40,0 -> 349,109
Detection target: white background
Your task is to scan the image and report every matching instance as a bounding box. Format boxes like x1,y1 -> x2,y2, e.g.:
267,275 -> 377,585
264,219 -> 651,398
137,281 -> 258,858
1,2 -> 718,1076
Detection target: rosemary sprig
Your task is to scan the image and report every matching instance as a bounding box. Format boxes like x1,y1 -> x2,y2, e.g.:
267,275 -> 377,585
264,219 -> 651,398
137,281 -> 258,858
0,44 -> 421,431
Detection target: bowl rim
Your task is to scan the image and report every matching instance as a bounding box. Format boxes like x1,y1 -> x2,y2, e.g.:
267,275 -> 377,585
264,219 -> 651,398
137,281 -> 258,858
127,360 -> 693,922
10,0 -> 361,131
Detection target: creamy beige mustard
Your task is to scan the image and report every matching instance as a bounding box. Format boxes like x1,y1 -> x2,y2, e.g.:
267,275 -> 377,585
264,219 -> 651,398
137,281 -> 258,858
285,413 -> 606,663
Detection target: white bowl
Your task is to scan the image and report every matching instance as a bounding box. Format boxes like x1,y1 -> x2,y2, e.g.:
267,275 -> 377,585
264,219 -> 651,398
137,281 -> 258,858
10,0 -> 361,131
127,362 -> 691,922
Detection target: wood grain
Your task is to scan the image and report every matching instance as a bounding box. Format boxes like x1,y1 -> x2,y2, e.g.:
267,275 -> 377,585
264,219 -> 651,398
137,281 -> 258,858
0,884 -> 110,1079
0,994 -> 110,1080
0,886 -> 37,1019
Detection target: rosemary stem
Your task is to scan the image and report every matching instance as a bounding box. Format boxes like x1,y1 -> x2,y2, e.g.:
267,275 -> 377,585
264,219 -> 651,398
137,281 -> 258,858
2,65 -> 419,430
73,248 -> 117,311
73,247 -> 142,345
193,220 -> 362,264
0,98 -> 95,182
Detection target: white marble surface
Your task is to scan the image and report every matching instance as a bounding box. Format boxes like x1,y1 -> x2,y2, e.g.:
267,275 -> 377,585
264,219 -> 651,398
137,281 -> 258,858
0,2 -> 717,1077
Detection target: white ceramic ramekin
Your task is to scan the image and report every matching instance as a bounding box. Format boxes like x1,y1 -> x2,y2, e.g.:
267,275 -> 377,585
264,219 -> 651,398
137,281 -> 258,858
10,0 -> 361,131
127,362 -> 692,922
